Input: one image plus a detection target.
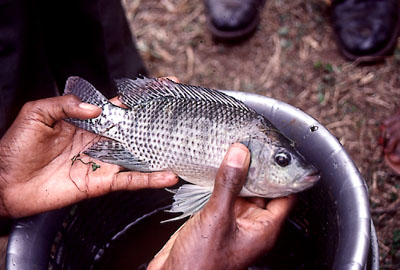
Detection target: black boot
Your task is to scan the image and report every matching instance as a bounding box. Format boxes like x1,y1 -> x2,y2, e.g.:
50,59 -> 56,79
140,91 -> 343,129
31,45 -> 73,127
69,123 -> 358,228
331,0 -> 400,61
204,0 -> 266,41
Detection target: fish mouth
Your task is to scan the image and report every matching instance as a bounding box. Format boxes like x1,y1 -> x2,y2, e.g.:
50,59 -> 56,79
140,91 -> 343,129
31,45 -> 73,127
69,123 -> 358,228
304,170 -> 320,183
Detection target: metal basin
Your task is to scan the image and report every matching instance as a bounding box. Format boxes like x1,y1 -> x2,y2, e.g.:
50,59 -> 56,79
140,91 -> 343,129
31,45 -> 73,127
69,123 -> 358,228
6,91 -> 378,270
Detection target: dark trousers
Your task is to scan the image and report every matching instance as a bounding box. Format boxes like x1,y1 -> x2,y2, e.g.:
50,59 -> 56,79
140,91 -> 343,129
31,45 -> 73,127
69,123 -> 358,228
0,0 -> 146,137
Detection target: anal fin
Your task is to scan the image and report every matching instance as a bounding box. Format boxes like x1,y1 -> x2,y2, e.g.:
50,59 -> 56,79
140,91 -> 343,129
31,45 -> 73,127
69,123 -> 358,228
163,184 -> 213,223
84,140 -> 152,172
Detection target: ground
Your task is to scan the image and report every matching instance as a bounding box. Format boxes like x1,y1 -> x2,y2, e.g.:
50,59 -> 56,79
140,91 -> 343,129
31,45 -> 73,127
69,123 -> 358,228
123,0 -> 400,268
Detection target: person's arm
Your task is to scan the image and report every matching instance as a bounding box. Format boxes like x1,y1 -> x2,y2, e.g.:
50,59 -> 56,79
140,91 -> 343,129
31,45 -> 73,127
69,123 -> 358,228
148,143 -> 295,270
0,95 -> 178,217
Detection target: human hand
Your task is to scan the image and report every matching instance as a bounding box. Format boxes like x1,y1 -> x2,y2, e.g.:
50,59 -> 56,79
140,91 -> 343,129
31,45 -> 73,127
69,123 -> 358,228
381,110 -> 400,174
382,111 -> 400,157
148,143 -> 295,270
0,95 -> 178,218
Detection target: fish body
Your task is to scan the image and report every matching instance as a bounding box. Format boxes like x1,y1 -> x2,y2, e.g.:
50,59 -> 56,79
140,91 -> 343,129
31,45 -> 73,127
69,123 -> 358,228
65,77 -> 319,219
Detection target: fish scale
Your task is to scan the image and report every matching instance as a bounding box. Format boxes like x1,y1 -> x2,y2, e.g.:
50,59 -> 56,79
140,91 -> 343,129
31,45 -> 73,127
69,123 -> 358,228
64,76 -> 319,221
115,95 -> 256,183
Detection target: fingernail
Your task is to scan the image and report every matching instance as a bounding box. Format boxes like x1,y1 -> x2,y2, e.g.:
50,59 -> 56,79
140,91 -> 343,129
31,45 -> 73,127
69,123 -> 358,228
153,172 -> 177,181
226,145 -> 248,168
79,102 -> 99,111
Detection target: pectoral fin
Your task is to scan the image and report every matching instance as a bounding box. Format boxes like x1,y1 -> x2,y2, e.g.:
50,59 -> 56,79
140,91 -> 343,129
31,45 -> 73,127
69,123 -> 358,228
163,184 -> 213,222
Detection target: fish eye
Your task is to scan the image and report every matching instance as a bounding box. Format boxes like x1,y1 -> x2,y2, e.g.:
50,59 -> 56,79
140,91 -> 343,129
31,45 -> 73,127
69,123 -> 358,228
275,152 -> 291,167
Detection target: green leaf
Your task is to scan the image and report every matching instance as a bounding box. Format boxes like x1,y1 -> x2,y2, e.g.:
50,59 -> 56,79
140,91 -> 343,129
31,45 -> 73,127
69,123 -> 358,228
92,163 -> 101,171
324,63 -> 334,73
314,61 -> 322,69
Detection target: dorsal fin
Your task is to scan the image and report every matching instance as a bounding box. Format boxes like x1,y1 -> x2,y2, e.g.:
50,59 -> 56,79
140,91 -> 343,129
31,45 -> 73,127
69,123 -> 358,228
114,77 -> 251,111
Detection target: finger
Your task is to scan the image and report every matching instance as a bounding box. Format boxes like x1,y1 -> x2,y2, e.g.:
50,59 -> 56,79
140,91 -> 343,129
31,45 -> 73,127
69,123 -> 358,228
386,121 -> 400,136
383,113 -> 400,126
247,197 -> 268,209
388,152 -> 400,164
109,97 -> 128,109
265,195 -> 296,224
112,171 -> 178,190
384,121 -> 400,152
385,132 -> 400,154
387,143 -> 400,164
206,143 -> 250,213
21,95 -> 101,127
160,76 -> 180,83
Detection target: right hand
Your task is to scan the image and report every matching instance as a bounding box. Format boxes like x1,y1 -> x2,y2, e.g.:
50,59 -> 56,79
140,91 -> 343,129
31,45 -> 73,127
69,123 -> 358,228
148,143 -> 295,270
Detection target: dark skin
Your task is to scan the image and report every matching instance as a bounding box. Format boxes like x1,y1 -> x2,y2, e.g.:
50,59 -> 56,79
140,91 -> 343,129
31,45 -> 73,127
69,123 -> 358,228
148,143 -> 295,270
0,95 -> 178,217
382,110 -> 400,173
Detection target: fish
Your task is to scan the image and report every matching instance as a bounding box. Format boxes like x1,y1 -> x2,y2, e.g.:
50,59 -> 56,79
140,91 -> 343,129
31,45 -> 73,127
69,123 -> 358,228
64,76 -> 319,221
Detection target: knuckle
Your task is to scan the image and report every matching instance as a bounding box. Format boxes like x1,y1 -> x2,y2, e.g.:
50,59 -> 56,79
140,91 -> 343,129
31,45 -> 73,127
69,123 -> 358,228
126,173 -> 133,186
110,174 -> 118,191
20,101 -> 47,123
63,94 -> 81,107
21,100 -> 39,114
140,174 -> 150,188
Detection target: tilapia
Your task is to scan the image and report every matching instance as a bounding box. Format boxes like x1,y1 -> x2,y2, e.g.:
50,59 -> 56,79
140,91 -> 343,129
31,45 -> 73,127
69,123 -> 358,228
64,76 -> 319,220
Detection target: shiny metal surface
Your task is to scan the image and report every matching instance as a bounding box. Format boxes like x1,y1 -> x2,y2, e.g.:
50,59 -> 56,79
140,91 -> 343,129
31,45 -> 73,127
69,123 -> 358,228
7,207 -> 71,269
223,90 -> 377,270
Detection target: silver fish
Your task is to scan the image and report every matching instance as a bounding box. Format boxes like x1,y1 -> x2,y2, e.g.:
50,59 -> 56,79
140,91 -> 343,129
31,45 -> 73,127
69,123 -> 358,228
64,76 -> 319,220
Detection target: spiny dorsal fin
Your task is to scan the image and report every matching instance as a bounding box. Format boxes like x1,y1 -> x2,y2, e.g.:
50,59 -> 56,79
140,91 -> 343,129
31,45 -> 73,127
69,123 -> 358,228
114,77 -> 251,111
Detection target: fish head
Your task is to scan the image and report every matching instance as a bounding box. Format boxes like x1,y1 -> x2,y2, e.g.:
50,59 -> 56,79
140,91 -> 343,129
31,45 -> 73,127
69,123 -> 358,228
244,136 -> 319,197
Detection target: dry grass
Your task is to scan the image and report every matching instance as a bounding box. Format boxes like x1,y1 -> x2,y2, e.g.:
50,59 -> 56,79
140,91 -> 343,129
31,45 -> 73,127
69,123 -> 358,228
123,0 -> 400,268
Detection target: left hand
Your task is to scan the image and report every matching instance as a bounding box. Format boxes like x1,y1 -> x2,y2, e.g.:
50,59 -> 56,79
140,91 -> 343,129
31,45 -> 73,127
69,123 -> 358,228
0,95 -> 178,218
148,143 -> 295,270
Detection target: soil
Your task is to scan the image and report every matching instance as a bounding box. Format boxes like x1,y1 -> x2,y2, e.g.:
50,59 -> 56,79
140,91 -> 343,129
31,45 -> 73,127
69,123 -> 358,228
123,0 -> 400,268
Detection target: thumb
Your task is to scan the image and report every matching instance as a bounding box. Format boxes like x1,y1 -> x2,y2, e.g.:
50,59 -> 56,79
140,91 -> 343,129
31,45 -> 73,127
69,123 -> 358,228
205,143 -> 251,215
21,95 -> 101,127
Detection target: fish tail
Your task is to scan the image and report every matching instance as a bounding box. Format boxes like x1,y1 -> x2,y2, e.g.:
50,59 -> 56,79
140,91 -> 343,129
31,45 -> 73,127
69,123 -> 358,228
64,76 -> 109,107
63,76 -> 113,134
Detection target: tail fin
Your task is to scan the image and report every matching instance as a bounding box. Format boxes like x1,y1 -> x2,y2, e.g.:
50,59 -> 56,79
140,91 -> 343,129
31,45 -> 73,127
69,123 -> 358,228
63,76 -> 112,135
64,76 -> 109,107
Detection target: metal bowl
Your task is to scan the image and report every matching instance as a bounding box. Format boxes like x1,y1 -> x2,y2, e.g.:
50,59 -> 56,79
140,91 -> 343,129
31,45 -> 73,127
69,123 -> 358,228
223,91 -> 378,270
6,92 -> 378,270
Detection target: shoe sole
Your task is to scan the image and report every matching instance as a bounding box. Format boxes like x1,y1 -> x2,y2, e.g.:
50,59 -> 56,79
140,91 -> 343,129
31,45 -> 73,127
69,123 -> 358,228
205,0 -> 266,42
206,16 -> 260,41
